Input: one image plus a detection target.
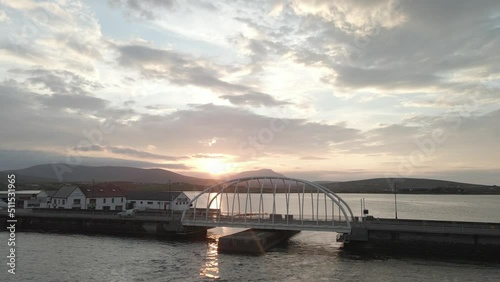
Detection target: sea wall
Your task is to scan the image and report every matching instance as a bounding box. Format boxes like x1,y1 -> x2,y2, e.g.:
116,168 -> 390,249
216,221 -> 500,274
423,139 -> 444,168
0,212 -> 207,238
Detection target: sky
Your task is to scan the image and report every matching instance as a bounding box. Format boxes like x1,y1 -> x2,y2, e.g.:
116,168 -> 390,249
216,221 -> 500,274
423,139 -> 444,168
0,0 -> 499,184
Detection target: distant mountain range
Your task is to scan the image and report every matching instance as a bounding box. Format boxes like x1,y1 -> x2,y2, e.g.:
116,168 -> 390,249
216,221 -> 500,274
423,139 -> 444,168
1,164 -> 498,194
321,178 -> 499,194
2,164 -> 212,185
1,164 -> 286,187
230,169 -> 285,179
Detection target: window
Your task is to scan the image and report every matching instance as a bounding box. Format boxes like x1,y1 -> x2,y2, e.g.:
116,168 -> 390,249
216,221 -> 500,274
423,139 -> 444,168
62,199 -> 65,205
73,199 -> 80,204
147,201 -> 153,205
103,198 -> 106,203
121,198 -> 124,203
112,198 -> 114,203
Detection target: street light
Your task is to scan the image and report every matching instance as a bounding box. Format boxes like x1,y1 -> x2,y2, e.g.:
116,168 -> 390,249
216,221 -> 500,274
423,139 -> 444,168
169,179 -> 173,219
394,181 -> 398,220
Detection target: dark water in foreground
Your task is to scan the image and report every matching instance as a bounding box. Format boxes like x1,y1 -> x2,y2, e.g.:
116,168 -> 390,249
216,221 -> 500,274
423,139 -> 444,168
2,194 -> 500,281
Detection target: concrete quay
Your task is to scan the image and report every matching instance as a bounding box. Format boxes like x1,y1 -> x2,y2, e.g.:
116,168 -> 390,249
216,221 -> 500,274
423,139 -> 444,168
0,209 -> 209,238
340,218 -> 500,257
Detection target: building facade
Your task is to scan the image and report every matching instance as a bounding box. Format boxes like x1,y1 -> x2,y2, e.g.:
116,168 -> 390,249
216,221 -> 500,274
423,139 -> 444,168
51,186 -> 86,209
125,191 -> 191,211
81,183 -> 126,211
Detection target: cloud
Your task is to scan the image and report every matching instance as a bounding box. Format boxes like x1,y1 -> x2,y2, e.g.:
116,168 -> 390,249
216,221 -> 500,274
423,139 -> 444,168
72,144 -> 186,161
108,0 -> 176,20
334,109 -> 500,180
10,68 -> 102,95
0,149 -> 189,171
73,144 -> 104,152
233,0 -> 500,101
0,77 -> 359,167
0,9 -> 9,22
291,0 -> 408,33
220,92 -> 289,107
191,154 -> 226,159
115,44 -> 289,107
124,103 -> 361,157
38,94 -> 108,111
300,156 -> 329,160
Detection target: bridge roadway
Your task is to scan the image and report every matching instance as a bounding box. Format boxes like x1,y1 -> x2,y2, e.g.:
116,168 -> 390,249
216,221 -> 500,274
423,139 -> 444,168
182,213 -> 352,233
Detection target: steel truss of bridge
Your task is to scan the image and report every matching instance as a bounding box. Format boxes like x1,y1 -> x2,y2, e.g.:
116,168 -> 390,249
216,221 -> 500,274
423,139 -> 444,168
181,177 -> 354,233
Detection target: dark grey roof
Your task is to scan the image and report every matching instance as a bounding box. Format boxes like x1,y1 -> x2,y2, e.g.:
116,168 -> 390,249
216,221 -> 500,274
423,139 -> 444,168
125,191 -> 184,201
52,186 -> 79,198
44,190 -> 57,197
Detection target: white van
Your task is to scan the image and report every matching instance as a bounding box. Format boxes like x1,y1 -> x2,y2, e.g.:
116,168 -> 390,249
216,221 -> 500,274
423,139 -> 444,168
117,209 -> 136,218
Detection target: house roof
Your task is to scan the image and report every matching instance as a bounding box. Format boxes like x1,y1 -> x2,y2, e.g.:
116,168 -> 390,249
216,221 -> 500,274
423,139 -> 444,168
52,186 -> 79,199
45,190 -> 57,197
125,191 -> 184,201
80,183 -> 126,198
0,190 -> 41,196
37,190 -> 57,197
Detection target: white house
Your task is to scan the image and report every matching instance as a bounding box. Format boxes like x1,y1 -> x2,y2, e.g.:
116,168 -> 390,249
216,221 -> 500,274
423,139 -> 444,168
51,186 -> 86,209
36,190 -> 57,208
125,191 -> 191,211
81,183 -> 126,211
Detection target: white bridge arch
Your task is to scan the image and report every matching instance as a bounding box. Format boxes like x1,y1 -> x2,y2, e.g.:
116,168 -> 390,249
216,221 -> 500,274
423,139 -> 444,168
181,177 -> 354,233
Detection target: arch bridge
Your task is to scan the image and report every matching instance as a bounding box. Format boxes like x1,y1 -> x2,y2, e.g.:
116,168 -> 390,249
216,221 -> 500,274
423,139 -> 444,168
181,177 -> 354,233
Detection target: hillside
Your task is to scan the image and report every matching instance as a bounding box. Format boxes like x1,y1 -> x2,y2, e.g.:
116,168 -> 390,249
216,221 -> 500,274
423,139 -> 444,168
2,164 -> 214,186
0,171 -> 56,184
3,165 -> 499,194
230,169 -> 285,179
322,178 -> 500,194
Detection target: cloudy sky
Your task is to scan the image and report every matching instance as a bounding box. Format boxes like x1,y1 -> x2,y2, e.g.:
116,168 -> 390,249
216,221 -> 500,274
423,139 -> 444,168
0,0 -> 499,184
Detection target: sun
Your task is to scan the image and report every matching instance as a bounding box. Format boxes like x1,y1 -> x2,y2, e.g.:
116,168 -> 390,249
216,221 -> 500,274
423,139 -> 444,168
200,159 -> 227,175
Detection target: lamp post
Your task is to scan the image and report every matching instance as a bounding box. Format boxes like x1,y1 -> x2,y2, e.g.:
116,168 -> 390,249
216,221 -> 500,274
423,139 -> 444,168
169,179 -> 173,219
91,179 -> 95,210
394,181 -> 398,220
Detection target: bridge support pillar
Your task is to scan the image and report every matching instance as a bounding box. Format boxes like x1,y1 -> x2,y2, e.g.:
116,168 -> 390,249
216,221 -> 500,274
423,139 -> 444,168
218,229 -> 300,254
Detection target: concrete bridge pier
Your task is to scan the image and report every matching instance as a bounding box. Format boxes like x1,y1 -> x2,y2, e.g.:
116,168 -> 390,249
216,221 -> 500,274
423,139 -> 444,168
218,229 -> 300,254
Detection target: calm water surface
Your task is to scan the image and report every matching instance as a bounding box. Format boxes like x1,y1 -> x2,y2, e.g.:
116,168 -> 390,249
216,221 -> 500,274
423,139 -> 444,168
2,194 -> 500,281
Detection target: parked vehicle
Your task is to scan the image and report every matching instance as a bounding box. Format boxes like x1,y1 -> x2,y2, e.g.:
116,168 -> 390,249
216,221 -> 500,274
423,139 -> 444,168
117,209 -> 136,218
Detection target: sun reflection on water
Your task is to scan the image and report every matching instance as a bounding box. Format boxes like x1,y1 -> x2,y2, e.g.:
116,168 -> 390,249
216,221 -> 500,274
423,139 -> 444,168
200,233 -> 220,280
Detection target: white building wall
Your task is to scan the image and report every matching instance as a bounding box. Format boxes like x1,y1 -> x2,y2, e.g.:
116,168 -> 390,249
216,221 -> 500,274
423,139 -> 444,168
51,188 -> 86,209
127,200 -> 169,210
127,193 -> 191,211
66,188 -> 86,209
172,193 -> 191,211
88,197 -> 126,211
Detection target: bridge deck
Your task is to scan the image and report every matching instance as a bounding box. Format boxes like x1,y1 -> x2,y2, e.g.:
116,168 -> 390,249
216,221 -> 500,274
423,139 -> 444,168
182,215 -> 351,233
